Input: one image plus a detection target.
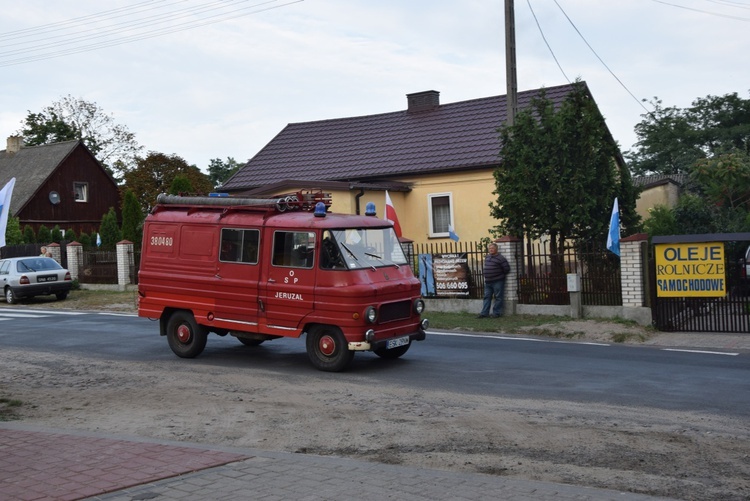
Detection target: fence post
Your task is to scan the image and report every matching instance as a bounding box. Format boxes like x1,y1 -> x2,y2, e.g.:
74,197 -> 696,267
620,233 -> 649,307
46,242 -> 61,263
116,240 -> 134,290
496,236 -> 522,315
66,242 -> 83,281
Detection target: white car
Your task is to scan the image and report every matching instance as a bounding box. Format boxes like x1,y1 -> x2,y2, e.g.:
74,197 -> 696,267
0,256 -> 72,304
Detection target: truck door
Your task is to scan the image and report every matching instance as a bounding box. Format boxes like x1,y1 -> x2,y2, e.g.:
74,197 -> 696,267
260,230 -> 317,330
214,228 -> 261,328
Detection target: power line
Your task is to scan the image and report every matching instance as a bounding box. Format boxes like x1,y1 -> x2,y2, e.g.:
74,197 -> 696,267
0,0 -> 303,67
526,0 -> 570,84
652,0 -> 750,20
551,0 -> 650,113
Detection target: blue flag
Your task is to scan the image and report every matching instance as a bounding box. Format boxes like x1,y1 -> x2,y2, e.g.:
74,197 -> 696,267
606,198 -> 620,256
96,233 -> 102,248
448,224 -> 459,242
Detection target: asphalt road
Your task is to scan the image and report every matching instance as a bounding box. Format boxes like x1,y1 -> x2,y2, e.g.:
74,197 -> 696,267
1,307 -> 748,417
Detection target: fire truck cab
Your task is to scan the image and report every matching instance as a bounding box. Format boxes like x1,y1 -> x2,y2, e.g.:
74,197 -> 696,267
138,191 -> 428,372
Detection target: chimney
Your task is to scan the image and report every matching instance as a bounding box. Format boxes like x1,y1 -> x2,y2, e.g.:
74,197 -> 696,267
6,136 -> 23,154
407,90 -> 440,113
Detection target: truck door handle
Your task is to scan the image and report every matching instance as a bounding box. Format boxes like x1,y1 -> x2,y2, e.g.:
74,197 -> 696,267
268,278 -> 276,283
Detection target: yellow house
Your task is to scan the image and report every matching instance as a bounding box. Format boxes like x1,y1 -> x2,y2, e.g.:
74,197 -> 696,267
633,174 -> 686,220
221,83 -> 624,246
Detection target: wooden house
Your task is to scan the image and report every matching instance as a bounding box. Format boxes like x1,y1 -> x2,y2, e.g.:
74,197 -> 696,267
0,137 -> 121,236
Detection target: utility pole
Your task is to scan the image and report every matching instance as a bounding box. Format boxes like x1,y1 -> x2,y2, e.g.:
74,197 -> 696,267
505,0 -> 518,127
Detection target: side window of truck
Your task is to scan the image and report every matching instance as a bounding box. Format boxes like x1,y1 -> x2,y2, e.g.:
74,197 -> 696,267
272,231 -> 315,268
220,228 -> 260,264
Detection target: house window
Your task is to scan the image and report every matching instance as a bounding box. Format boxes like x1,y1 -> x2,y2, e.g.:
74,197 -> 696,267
73,182 -> 88,202
428,193 -> 453,237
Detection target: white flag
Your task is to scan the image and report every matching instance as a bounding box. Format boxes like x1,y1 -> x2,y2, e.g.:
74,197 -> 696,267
0,178 -> 16,248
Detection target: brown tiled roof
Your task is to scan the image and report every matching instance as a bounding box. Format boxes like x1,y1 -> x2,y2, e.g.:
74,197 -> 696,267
0,140 -> 79,215
222,83 -> 583,191
633,173 -> 688,188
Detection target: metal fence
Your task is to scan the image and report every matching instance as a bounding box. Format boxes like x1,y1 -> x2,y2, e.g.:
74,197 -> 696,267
79,251 -> 118,284
516,241 -> 622,306
410,240 -> 621,305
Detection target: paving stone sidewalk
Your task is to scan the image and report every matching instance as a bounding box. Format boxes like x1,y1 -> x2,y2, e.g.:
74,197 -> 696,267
0,423 -> 676,501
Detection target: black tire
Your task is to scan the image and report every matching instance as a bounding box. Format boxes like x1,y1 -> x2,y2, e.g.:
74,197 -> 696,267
238,338 -> 265,347
306,325 -> 354,372
374,341 -> 411,359
5,287 -> 16,305
55,291 -> 68,301
166,311 -> 208,358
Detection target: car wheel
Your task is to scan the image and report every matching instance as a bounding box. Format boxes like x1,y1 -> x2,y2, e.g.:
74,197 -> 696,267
374,341 -> 411,359
5,287 -> 16,305
166,311 -> 208,358
306,325 -> 354,372
55,291 -> 68,301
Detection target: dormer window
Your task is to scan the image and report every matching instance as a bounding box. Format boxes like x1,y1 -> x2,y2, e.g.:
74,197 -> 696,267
73,182 -> 88,202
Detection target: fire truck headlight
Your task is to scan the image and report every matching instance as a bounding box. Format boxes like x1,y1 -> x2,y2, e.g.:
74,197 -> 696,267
365,329 -> 375,342
413,299 -> 425,315
365,306 -> 377,324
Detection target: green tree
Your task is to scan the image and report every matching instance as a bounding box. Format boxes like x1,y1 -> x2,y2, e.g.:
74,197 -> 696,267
51,225 -> 63,243
626,92 -> 750,176
4,217 -> 24,245
207,157 -> 242,188
689,150 -> 750,210
23,225 -> 35,244
64,228 -> 78,243
490,81 -> 640,255
18,95 -> 143,178
169,174 -> 193,195
123,152 -> 213,214
120,189 -> 144,249
37,225 -> 51,245
98,207 -> 121,250
78,232 -> 92,249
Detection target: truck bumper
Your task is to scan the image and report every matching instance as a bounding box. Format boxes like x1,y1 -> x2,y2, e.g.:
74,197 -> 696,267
348,329 -> 427,352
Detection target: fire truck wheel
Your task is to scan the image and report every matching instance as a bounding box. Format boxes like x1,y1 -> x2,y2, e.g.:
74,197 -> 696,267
306,325 -> 354,372
166,311 -> 208,358
374,342 -> 411,359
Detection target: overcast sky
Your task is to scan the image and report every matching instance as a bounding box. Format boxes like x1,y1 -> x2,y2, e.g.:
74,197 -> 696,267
1,0 -> 749,171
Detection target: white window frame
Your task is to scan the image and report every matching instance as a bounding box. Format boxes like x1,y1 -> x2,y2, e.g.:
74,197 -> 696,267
73,182 -> 88,202
427,192 -> 454,238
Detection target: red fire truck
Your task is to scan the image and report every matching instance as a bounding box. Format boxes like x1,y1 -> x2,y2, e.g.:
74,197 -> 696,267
137,191 -> 428,371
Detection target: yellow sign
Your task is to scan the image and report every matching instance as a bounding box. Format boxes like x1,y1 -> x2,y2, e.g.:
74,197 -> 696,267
655,242 -> 725,297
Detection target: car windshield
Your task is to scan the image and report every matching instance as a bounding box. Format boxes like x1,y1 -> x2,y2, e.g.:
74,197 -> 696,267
324,227 -> 407,270
17,258 -> 62,273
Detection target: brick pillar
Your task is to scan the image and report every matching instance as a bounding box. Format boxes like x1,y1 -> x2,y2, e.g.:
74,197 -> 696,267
66,242 -> 83,281
620,233 -> 649,307
46,242 -> 61,263
495,236 -> 522,315
116,240 -> 134,290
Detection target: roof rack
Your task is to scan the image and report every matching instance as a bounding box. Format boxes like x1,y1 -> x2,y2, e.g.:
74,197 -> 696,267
155,189 -> 332,213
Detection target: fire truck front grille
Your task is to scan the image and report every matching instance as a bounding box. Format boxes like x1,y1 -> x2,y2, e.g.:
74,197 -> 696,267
378,300 -> 412,323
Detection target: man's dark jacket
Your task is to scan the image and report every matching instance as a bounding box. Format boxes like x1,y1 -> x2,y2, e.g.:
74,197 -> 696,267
484,252 -> 510,283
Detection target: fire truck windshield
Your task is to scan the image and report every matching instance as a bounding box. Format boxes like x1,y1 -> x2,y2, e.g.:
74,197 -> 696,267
329,227 -> 407,270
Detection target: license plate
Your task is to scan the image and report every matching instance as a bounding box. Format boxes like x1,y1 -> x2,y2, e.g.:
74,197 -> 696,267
386,336 -> 409,349
37,275 -> 57,283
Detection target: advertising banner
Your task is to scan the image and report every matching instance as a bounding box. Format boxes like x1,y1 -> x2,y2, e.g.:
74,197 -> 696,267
654,242 -> 726,297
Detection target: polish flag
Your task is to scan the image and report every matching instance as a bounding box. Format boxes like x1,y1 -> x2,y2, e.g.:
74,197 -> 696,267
384,190 -> 402,238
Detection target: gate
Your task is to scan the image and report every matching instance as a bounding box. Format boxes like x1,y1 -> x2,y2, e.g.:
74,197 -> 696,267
79,250 -> 118,284
651,234 -> 750,333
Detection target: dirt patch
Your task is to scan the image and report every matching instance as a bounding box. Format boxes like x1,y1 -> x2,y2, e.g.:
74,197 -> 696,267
516,320 -> 652,344
1,348 -> 748,500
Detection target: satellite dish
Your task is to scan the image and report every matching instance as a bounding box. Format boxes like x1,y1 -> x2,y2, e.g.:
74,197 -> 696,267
49,191 -> 61,205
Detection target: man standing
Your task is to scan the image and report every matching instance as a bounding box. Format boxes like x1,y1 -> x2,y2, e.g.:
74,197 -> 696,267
478,243 -> 511,318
